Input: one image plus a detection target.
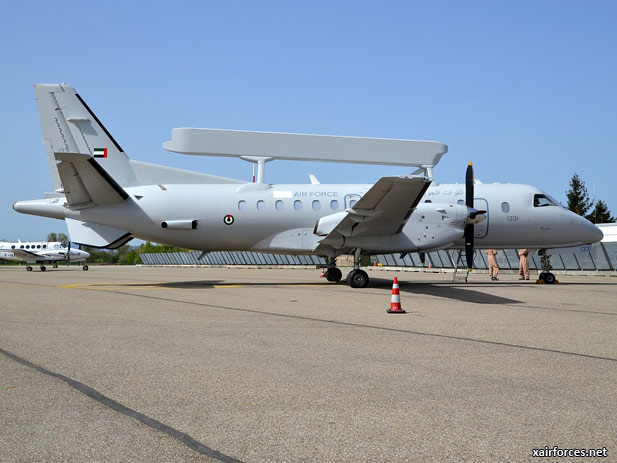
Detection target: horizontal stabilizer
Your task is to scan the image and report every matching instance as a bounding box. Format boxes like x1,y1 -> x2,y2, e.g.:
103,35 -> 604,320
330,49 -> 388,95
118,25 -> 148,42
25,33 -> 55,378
55,152 -> 129,207
66,218 -> 132,249
164,128 -> 448,167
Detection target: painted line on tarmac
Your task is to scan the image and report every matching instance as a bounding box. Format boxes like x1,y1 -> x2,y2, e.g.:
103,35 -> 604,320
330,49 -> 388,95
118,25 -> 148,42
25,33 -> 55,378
0,347 -> 244,463
87,288 -> 617,363
60,282 -> 313,290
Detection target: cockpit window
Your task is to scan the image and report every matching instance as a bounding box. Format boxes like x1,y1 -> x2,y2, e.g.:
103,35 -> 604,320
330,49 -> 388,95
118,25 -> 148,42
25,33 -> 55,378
534,194 -> 560,207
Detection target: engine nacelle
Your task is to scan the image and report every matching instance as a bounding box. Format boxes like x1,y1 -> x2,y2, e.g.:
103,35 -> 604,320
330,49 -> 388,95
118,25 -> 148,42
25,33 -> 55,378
407,202 -> 467,251
313,211 -> 348,236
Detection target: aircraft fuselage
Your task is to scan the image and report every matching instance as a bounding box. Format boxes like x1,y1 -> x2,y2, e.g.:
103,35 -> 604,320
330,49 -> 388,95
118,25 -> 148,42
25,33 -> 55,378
15,182 -> 602,256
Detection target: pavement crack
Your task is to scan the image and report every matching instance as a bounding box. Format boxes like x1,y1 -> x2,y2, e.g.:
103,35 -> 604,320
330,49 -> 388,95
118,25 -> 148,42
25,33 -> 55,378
0,347 -> 244,463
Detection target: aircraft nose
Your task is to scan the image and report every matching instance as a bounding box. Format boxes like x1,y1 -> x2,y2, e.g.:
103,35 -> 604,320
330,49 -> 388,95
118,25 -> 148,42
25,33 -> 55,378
574,215 -> 604,244
584,220 -> 604,243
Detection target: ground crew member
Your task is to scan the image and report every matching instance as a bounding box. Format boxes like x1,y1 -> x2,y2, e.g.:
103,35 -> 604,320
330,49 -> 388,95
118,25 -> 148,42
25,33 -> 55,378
518,249 -> 530,280
485,249 -> 499,281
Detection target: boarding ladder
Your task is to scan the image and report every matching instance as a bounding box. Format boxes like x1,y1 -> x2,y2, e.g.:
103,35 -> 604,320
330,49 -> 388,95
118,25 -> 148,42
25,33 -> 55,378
451,250 -> 473,283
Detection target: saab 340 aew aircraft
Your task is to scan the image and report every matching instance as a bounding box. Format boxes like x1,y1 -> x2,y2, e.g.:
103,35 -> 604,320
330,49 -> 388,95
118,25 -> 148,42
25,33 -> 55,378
13,84 -> 602,287
0,241 -> 89,271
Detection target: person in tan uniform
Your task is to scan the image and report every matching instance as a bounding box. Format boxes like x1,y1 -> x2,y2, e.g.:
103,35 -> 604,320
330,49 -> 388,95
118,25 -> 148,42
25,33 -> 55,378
518,249 -> 530,280
485,249 -> 499,281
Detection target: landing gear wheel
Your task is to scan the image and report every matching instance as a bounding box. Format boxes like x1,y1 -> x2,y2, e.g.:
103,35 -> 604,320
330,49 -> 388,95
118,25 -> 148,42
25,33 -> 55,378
26,266 -> 33,272
53,263 -> 58,268
40,265 -> 46,271
325,267 -> 342,282
82,265 -> 89,271
347,269 -> 369,288
540,272 -> 556,284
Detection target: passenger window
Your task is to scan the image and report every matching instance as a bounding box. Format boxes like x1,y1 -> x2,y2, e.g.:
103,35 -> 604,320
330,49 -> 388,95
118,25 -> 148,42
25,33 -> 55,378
312,200 -> 321,211
37,245 -> 41,249
294,200 -> 302,211
501,202 -> 510,213
275,200 -> 284,211
11,245 -> 15,249
257,200 -> 265,211
425,200 -> 432,203
42,245 -> 47,249
457,200 -> 465,205
330,200 -> 339,210
20,245 -> 24,249
238,200 -> 247,211
26,245 -> 30,249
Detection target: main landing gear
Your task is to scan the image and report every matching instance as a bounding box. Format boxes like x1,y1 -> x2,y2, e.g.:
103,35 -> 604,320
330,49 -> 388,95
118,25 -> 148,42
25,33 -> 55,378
323,250 -> 370,288
83,264 -> 89,271
346,249 -> 369,289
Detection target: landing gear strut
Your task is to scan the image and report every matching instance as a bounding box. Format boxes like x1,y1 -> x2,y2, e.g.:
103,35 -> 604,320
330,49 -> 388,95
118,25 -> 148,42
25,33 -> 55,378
346,248 -> 369,288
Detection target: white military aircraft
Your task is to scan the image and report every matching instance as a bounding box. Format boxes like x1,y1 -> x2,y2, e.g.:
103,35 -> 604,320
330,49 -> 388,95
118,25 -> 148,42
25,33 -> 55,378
0,241 -> 89,271
13,84 -> 602,287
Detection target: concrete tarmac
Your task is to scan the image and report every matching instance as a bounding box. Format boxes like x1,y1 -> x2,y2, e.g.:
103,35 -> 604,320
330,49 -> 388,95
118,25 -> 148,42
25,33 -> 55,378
0,266 -> 615,462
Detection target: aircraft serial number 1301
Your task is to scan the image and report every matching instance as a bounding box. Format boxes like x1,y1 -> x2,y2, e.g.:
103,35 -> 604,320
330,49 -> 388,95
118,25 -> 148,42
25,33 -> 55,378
13,84 -> 603,287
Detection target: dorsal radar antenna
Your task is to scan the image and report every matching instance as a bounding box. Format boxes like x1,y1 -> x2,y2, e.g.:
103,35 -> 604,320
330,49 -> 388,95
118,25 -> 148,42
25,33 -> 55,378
164,129 -> 448,169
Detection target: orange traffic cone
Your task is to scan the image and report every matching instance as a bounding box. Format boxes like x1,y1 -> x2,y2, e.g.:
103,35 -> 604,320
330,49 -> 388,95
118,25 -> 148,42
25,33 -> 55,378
387,277 -> 406,314
320,267 -> 326,278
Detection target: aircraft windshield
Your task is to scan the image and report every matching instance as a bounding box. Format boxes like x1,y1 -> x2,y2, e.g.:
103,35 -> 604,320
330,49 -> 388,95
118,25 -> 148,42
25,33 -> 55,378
534,194 -> 561,207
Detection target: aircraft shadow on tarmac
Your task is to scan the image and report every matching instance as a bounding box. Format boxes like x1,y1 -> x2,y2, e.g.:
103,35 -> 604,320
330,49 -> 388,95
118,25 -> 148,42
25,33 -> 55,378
152,278 -> 522,305
367,277 -> 522,305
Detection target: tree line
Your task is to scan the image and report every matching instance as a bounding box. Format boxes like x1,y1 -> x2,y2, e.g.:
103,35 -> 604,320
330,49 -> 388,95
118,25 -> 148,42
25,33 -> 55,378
566,174 -> 615,223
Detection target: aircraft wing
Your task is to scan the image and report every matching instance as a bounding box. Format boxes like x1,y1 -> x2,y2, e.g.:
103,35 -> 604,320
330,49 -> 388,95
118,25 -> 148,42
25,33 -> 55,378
8,249 -> 48,261
314,175 -> 431,252
55,152 -> 129,207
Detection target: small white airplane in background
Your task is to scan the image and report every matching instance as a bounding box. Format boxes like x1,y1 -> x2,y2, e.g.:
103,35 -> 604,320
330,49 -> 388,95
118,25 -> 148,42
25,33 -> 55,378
0,241 -> 89,271
12,84 -> 603,286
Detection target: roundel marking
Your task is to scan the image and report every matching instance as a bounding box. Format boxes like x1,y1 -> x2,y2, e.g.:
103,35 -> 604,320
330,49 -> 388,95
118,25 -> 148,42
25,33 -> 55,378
223,214 -> 235,225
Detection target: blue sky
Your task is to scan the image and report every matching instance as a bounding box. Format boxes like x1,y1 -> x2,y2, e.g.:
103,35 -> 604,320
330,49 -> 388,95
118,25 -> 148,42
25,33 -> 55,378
1,0 -> 615,241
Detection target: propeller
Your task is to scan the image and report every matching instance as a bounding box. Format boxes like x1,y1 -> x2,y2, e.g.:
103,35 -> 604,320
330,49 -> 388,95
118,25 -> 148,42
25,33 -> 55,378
464,163 -> 487,271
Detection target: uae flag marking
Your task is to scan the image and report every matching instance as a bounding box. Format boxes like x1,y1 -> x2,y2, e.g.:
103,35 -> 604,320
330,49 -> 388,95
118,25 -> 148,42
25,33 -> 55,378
93,148 -> 108,158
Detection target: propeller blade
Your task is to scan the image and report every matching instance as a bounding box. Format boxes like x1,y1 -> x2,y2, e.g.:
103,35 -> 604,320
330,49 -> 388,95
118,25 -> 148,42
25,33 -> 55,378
419,252 -> 426,267
465,162 -> 475,271
464,225 -> 474,270
465,162 -> 474,208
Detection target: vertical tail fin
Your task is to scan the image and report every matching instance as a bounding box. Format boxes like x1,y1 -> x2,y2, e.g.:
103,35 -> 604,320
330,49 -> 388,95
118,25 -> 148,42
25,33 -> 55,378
34,83 -> 137,187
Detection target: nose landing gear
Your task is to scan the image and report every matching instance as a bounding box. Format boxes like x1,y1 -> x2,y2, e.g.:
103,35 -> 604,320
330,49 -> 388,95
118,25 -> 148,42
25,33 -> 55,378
538,249 -> 558,284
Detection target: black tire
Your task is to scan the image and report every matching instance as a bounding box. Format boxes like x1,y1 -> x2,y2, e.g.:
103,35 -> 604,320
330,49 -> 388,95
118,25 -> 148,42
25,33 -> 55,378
325,267 -> 342,282
544,272 -> 556,284
40,266 -> 46,271
83,265 -> 89,271
348,269 -> 369,288
26,266 -> 33,272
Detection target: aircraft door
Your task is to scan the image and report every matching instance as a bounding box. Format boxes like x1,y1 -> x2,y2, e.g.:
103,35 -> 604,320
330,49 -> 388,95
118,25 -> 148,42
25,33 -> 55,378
474,198 -> 489,238
345,194 -> 361,209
